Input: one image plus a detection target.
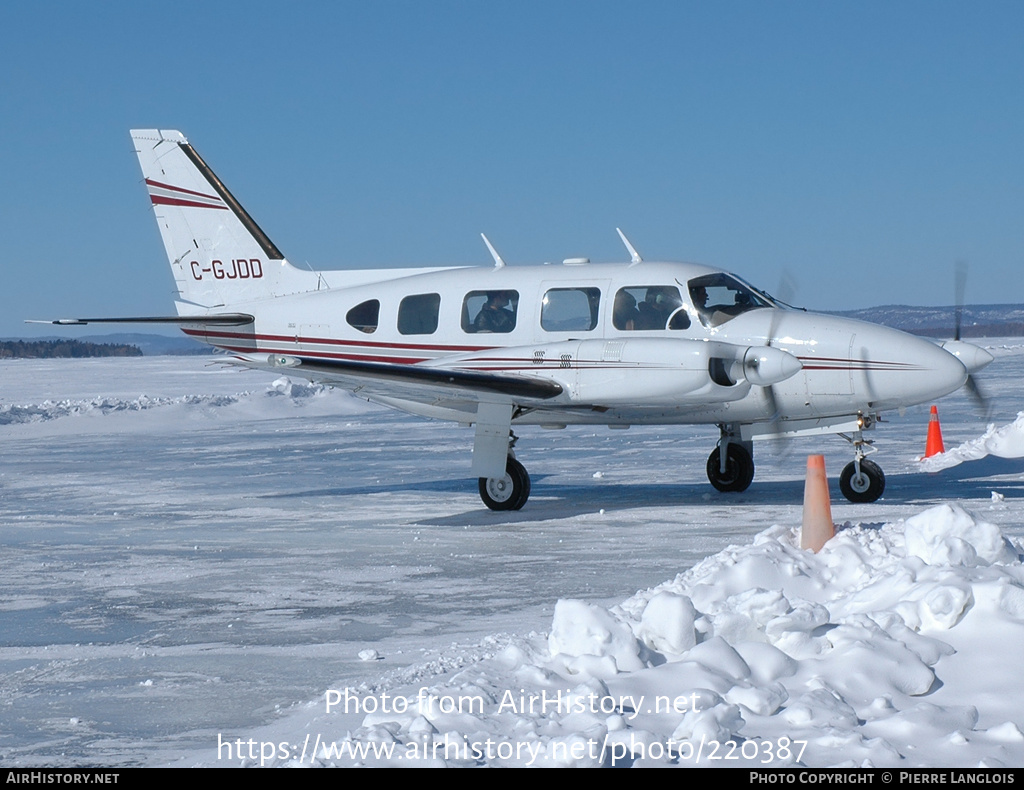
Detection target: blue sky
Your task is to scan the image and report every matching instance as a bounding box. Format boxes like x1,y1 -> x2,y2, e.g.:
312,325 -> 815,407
3,1 -> 1022,337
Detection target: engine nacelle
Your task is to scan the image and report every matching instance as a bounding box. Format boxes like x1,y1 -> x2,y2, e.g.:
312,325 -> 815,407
938,340 -> 994,375
441,338 -> 802,406
737,346 -> 805,387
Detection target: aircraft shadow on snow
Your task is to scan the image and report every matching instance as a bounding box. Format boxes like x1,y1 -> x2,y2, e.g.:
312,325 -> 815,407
257,457 -> 1024,525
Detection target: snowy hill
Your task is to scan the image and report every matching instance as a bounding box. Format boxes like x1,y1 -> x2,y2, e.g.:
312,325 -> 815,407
827,304 -> 1024,338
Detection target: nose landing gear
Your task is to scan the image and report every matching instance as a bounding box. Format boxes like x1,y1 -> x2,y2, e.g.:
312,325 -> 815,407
838,415 -> 885,503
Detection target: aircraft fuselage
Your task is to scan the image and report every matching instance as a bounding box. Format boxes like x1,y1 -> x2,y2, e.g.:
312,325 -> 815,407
182,260 -> 969,433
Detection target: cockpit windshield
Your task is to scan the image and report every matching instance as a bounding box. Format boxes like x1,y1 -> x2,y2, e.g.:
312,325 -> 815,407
687,273 -> 775,327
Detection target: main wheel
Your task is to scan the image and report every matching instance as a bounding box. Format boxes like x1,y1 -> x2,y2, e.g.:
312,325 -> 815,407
706,444 -> 755,493
479,458 -> 531,511
839,459 -> 885,503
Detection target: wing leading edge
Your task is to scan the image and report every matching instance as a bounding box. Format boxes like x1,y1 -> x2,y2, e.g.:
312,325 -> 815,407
266,354 -> 564,401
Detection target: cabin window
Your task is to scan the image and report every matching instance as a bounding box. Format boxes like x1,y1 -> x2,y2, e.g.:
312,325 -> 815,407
613,286 -> 689,330
462,290 -> 518,333
397,292 -> 441,335
688,273 -> 772,327
541,288 -> 600,332
346,299 -> 380,333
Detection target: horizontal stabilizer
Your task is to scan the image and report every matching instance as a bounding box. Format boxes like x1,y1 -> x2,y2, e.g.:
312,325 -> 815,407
26,314 -> 255,326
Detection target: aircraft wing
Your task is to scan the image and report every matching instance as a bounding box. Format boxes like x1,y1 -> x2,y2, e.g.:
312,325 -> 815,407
266,354 -> 564,403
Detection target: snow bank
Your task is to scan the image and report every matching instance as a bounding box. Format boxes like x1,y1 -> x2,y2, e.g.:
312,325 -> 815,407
0,393 -> 245,424
290,504 -> 1024,768
0,377 -> 338,425
920,413 -> 1024,471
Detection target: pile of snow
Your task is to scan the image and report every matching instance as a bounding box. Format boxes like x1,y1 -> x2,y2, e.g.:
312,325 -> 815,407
0,392 -> 245,424
0,377 -> 333,425
274,504 -> 1024,768
266,376 -> 330,399
920,413 -> 1024,472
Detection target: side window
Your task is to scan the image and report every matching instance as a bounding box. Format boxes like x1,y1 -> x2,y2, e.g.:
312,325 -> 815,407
614,286 -> 689,330
541,288 -> 600,332
462,290 -> 518,333
346,299 -> 379,333
397,293 -> 441,335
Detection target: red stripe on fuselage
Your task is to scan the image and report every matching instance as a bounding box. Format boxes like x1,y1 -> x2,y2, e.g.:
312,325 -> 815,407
215,345 -> 431,365
181,328 -> 491,353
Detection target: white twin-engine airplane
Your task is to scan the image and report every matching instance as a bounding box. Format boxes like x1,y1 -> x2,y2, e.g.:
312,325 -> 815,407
38,129 -> 993,510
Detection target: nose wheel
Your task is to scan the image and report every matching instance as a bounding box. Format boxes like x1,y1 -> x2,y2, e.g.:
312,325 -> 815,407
479,457 -> 531,510
840,458 -> 885,503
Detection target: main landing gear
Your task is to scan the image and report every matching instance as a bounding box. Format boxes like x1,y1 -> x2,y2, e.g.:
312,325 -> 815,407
707,433 -> 755,493
706,444 -> 755,492
478,457 -> 531,511
478,432 -> 531,511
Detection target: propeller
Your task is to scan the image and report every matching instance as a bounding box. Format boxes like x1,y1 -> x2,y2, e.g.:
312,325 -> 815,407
760,270 -> 802,442
954,260 -> 967,342
944,261 -> 993,418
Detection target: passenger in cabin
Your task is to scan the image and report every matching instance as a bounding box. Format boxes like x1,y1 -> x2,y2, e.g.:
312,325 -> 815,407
636,287 -> 682,330
473,291 -> 516,333
613,289 -> 640,330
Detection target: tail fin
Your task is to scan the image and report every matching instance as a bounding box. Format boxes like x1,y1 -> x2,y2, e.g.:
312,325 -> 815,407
131,129 -> 319,309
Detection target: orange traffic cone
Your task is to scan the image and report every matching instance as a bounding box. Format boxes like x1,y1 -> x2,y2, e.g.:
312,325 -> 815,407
801,455 -> 834,553
924,405 -> 945,458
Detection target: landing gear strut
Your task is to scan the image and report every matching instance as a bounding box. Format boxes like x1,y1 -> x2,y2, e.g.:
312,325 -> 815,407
838,415 -> 885,503
707,432 -> 755,493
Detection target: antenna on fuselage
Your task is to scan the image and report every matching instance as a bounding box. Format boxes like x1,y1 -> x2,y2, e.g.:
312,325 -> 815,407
616,228 -> 642,265
299,259 -> 329,290
480,234 -> 506,269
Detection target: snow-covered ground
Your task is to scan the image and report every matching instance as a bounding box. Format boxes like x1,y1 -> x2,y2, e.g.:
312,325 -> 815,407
1,342 -> 1023,767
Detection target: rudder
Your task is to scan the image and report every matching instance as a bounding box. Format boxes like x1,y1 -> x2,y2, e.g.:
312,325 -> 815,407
131,129 -> 318,309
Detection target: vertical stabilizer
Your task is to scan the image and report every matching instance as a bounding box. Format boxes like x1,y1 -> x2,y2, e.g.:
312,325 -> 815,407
131,129 -> 319,309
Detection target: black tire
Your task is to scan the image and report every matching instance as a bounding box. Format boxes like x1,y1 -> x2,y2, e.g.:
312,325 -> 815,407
479,458 -> 531,511
839,459 -> 885,503
706,444 -> 755,493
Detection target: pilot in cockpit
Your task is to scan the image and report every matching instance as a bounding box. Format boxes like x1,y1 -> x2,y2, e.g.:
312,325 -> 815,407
691,285 -> 709,313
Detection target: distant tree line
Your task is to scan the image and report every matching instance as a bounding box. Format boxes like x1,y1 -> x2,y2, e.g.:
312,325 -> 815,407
0,339 -> 143,359
915,323 -> 1024,338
